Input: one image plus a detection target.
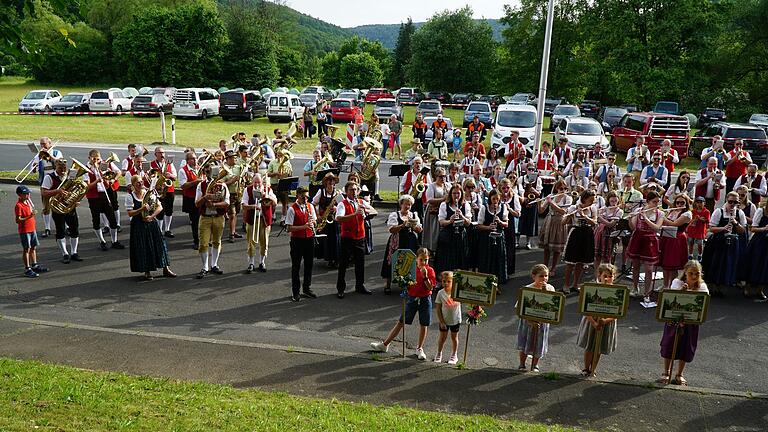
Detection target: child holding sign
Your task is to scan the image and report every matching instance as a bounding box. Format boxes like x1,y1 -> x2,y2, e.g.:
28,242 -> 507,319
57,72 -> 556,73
576,263 -> 619,377
517,264 -> 555,372
434,271 -> 462,365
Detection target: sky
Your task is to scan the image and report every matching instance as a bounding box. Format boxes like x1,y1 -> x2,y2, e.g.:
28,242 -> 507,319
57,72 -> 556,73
284,0 -> 508,28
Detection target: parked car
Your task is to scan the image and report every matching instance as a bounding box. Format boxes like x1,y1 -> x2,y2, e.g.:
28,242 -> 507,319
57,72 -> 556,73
689,122 -> 768,164
491,104 -> 538,152
329,98 -> 360,122
549,104 -> 581,131
424,91 -> 451,103
451,93 -> 475,106
698,108 -> 726,127
338,91 -> 364,108
396,87 -> 423,103
151,87 -> 177,101
138,87 -> 153,95
509,92 -> 536,106
553,116 -> 610,152
462,101 -> 493,128
477,95 -> 504,111
653,101 -> 679,115
373,98 -> 403,122
749,113 -> 768,132
89,89 -> 132,112
299,93 -> 321,114
620,104 -> 639,113
610,112 -> 690,156
423,116 -> 454,144
302,85 -> 332,100
172,88 -> 220,119
416,99 -> 443,117
50,92 -> 90,112
543,97 -> 566,116
267,92 -> 305,122
220,90 -> 267,121
599,106 -> 629,133
131,94 -> 173,115
122,87 -> 139,98
579,99 -> 601,118
365,88 -> 393,103
18,89 -> 62,112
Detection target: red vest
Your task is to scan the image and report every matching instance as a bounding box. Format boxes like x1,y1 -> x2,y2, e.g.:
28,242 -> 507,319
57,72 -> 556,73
47,173 -> 63,190
127,167 -> 150,188
85,165 -> 101,199
289,202 -> 314,238
198,180 -> 226,216
695,168 -> 721,201
554,146 -> 571,165
506,142 -> 525,163
243,185 -> 274,226
663,150 -> 676,173
740,174 -> 763,205
725,150 -> 748,179
151,160 -> 175,192
535,153 -> 557,171
124,157 -> 134,173
402,171 -> 427,203
339,199 -> 366,240
181,166 -> 197,199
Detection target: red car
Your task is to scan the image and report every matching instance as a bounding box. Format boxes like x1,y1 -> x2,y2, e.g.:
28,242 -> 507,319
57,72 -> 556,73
365,88 -> 393,103
610,112 -> 690,156
330,98 -> 360,122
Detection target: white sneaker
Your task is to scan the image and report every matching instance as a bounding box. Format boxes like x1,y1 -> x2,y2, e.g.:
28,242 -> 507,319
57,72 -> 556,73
370,341 -> 388,353
433,352 -> 443,363
447,354 -> 459,365
416,347 -> 427,361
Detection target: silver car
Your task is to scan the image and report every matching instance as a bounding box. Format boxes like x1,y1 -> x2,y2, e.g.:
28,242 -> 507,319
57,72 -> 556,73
549,104 -> 581,131
373,98 -> 402,122
416,99 -> 443,117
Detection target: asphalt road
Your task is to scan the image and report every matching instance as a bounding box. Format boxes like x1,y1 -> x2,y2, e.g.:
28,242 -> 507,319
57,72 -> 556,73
0,182 -> 766,395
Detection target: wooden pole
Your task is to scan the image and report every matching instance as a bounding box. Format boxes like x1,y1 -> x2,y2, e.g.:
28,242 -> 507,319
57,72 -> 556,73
666,324 -> 681,384
590,326 -> 603,375
462,324 -> 471,365
530,321 -> 539,372
401,296 -> 406,358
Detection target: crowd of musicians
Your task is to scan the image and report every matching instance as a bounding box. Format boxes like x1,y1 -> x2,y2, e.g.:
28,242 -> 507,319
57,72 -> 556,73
16,124 -> 768,303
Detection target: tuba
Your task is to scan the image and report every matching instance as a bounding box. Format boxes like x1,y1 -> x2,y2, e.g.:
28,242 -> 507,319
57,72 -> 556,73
276,149 -> 294,177
49,158 -> 90,214
100,152 -> 120,181
141,177 -> 160,219
205,165 -> 232,203
360,137 -> 382,181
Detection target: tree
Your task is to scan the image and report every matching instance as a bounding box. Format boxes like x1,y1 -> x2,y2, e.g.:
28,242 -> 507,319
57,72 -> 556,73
219,1 -> 279,89
408,7 -> 498,93
339,52 -> 382,89
320,51 -> 340,88
391,18 -> 414,87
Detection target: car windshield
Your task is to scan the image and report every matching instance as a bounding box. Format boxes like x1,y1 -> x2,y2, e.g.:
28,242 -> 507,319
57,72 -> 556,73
303,88 -> 318,94
454,94 -> 468,99
545,98 -> 561,104
568,122 -> 603,135
133,96 -> 151,103
467,103 -> 490,112
25,91 -> 47,100
727,129 -> 767,140
220,93 -> 243,103
300,95 -> 316,102
705,109 -> 724,115
339,93 -> 356,99
376,100 -> 396,108
750,114 -> 768,122
554,106 -> 579,115
60,94 -> 82,102
497,111 -> 536,128
604,108 -> 627,117
419,102 -> 439,110
399,89 -> 413,95
332,100 -> 351,108
655,102 -> 678,113
511,94 -> 529,102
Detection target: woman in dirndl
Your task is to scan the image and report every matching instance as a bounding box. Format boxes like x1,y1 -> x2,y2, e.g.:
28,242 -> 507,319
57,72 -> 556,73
627,191 -> 664,301
499,178 -> 521,276
436,184 -> 471,279
476,189 -> 508,287
562,190 -> 597,295
539,180 -> 572,278
702,191 -> 748,296
744,199 -> 768,300
423,167 -> 448,252
659,260 -> 708,386
462,178 -> 481,270
381,195 -> 422,294
593,192 -> 623,271
312,173 -> 341,268
659,194 -> 692,289
126,175 -> 175,280
516,165 -> 542,249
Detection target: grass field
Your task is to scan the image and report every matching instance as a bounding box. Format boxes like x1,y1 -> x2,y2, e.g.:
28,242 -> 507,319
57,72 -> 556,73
0,357 -> 577,432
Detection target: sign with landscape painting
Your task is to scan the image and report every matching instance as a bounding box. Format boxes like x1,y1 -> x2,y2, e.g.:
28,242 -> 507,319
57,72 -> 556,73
578,283 -> 630,319
452,270 -> 497,306
655,290 -> 710,324
516,287 -> 565,324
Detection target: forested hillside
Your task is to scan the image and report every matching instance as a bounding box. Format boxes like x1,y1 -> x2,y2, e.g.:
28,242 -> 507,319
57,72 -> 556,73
348,19 -> 505,49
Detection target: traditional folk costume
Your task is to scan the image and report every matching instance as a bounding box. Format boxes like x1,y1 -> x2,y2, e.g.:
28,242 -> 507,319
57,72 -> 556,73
423,182 -> 447,251
594,206 -> 623,263
576,317 -> 618,355
475,204 -> 508,284
744,208 -> 768,285
380,210 -> 421,279
501,195 -> 521,275
312,188 -> 341,266
127,191 -> 170,273
517,283 -> 555,358
539,195 -> 573,254
517,174 -> 542,238
436,201 -> 471,276
659,279 -> 709,363
702,207 -> 747,286
626,209 -> 663,265
659,209 -> 692,272
563,205 -> 597,265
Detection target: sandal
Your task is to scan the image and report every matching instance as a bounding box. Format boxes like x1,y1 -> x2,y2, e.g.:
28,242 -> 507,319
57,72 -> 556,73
517,364 -> 527,371
658,374 -> 671,384
675,375 -> 688,386
531,366 -> 540,373
580,369 -> 591,377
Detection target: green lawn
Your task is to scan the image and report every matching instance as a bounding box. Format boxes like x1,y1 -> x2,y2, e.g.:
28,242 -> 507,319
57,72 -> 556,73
0,357 -> 577,432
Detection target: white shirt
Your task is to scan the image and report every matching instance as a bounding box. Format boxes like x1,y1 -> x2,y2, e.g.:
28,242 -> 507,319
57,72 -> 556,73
694,169 -> 726,199
710,207 -> 747,226
398,170 -> 432,195
752,208 -> 765,227
665,184 -> 693,200
516,175 -> 542,192
438,201 -> 472,221
240,184 -> 277,209
195,181 -> 230,216
87,161 -> 119,193
425,182 -> 447,202
435,289 -> 462,326
477,204 -> 509,224
564,174 -> 589,191
387,210 -> 421,229
501,195 -> 522,215
285,202 -> 316,226
40,172 -> 65,190
335,197 -> 374,218
640,164 -> 669,185
626,146 -> 650,172
178,165 -> 196,187
670,278 -> 709,294
312,188 -> 343,207
595,163 -> 621,182
734,174 -> 767,197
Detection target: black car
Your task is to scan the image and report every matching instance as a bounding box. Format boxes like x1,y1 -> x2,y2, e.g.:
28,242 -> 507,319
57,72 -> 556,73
425,91 -> 451,103
477,94 -> 504,111
131,94 -> 173,115
599,106 -> 629,133
220,90 -> 267,121
698,108 -> 726,127
689,122 -> 768,164
579,99 -> 601,118
50,92 -> 90,112
451,93 -> 475,106
543,96 -> 566,116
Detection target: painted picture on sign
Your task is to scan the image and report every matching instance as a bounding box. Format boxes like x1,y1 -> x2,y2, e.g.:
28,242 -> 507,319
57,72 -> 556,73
578,283 -> 630,319
391,249 -> 417,281
656,290 -> 710,324
452,270 -> 497,306
517,288 -> 565,324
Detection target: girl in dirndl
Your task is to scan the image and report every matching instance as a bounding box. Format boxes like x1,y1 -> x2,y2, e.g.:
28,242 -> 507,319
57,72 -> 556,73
517,165 -> 542,249
423,167 -> 448,252
702,191 -> 748,296
517,264 -> 555,372
562,190 -> 597,295
659,194 -> 692,290
577,263 -> 619,377
463,178 -> 481,270
436,184 -> 471,279
476,189 -> 509,287
499,178 -> 521,276
627,191 -> 664,302
381,195 -> 422,294
593,192 -> 623,271
539,180 -> 572,278
126,175 -> 175,280
659,260 -> 708,386
744,199 -> 768,300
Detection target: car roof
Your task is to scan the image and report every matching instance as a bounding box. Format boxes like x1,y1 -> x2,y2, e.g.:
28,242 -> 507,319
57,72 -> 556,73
497,104 -> 537,112
555,104 -> 579,109
565,116 -> 601,125
713,122 -> 763,130
332,98 -> 355,102
269,92 -> 297,97
704,107 -> 725,111
376,98 -> 396,102
28,89 -> 58,93
64,92 -> 86,95
419,99 -> 440,103
466,101 -> 491,108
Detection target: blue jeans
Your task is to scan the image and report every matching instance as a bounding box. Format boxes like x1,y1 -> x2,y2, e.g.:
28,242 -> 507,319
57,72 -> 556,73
400,295 -> 432,326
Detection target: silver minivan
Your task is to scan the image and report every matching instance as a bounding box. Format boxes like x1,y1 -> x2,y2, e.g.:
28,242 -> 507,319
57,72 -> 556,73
172,88 -> 220,119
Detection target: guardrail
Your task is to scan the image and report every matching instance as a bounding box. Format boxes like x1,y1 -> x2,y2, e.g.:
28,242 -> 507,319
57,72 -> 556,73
2,111 -> 143,115
398,102 -> 469,109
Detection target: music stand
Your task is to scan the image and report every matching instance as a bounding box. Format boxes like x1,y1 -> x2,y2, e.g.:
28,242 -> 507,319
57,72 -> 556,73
27,142 -> 39,154
275,176 -> 299,237
389,163 -> 410,195
315,168 -> 340,183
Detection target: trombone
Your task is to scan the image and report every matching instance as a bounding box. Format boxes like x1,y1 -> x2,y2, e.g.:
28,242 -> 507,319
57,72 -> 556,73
16,141 -> 61,183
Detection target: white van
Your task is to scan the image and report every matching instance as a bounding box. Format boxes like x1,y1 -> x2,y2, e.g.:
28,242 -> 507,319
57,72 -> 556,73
492,104 -> 538,153
267,93 -> 305,122
172,88 -> 220,119
89,89 -> 133,112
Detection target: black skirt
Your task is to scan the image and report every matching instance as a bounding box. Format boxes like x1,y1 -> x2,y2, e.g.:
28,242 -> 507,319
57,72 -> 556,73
519,205 -> 538,237
436,226 -> 468,275
129,217 -> 170,273
563,224 -> 595,264
476,230 -> 507,284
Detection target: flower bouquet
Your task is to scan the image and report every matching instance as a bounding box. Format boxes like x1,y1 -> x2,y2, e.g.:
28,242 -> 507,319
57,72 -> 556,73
466,305 -> 487,325
392,274 -> 415,298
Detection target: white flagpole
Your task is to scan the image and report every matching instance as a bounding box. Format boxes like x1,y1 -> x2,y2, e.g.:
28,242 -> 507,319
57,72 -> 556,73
533,0 -> 556,158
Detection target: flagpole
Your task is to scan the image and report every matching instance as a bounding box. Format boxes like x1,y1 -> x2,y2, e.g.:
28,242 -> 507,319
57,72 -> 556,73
533,0 -> 556,157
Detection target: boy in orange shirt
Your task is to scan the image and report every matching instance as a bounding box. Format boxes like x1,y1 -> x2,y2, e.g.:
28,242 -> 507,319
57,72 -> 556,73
14,185 -> 49,277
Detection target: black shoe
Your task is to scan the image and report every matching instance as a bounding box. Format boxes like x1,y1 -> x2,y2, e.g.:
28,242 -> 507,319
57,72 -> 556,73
111,241 -> 125,250
384,287 -> 392,295
210,266 -> 223,275
246,264 -> 254,274
373,194 -> 383,202
232,232 -> 243,239
165,231 -> 175,238
196,269 -> 207,279
100,242 -> 108,251
356,287 -> 372,295
41,229 -> 50,238
117,225 -> 122,233
302,289 -> 318,299
102,227 -> 110,234
258,264 -> 266,273
192,244 -> 199,250
70,253 -> 82,262
291,295 -> 301,302
32,264 -> 49,273
327,261 -> 337,269
61,254 -> 70,264
337,292 -> 345,299
228,235 -> 235,243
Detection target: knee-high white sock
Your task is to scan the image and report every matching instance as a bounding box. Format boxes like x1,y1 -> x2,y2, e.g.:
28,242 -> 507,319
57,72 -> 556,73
114,210 -> 121,227
256,250 -> 264,266
43,213 -> 51,230
100,214 -> 108,228
211,248 -> 220,267
164,215 -> 173,232
200,252 -> 209,271
248,255 -> 255,266
110,228 -> 118,243
94,228 -> 106,243
156,218 -> 162,231
70,237 -> 79,254
57,238 -> 68,255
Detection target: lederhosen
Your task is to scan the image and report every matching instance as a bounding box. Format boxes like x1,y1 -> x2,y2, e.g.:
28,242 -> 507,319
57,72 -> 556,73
47,172 -> 79,240
86,165 -> 118,230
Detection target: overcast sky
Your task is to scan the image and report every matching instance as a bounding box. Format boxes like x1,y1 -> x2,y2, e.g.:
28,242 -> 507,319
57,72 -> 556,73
284,0 -> 509,28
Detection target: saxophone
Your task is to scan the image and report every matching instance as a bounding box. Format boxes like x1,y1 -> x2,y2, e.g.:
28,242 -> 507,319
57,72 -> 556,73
410,170 -> 427,197
315,190 -> 339,232
49,158 -> 90,214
